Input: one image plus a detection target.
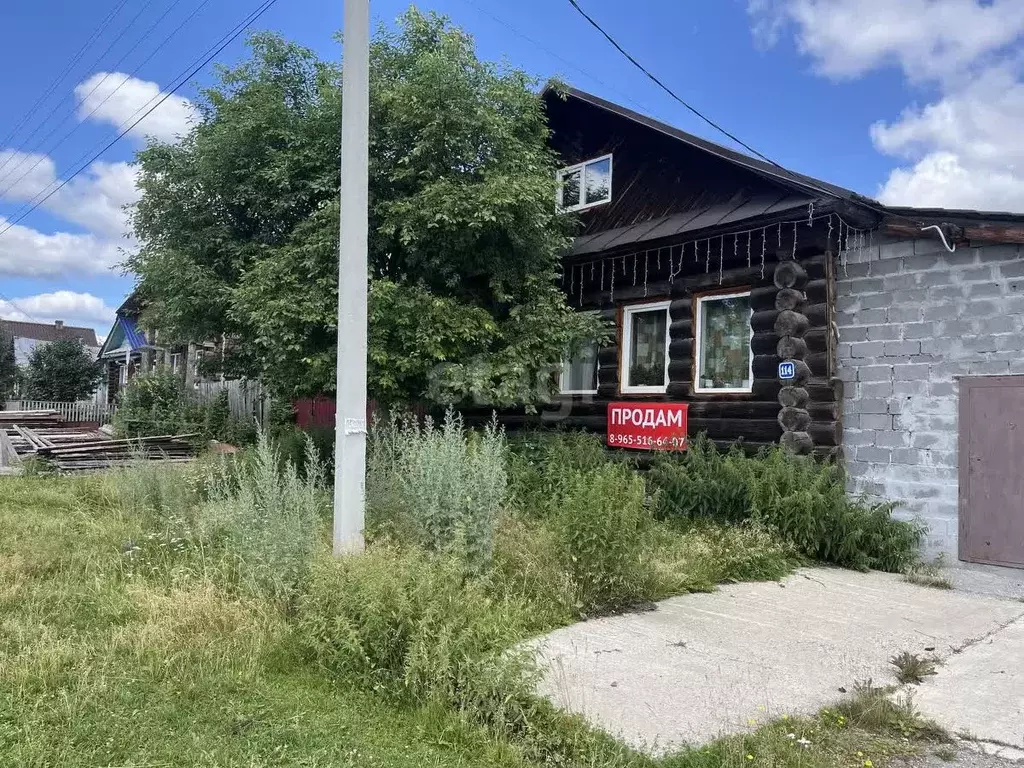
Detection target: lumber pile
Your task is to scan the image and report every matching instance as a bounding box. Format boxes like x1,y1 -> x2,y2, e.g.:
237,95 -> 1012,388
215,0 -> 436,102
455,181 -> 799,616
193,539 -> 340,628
0,410 -> 198,472
0,410 -> 65,428
34,434 -> 199,472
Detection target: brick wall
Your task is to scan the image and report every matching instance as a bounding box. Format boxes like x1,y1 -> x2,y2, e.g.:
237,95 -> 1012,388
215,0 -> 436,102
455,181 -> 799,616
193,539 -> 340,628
837,236 -> 1024,556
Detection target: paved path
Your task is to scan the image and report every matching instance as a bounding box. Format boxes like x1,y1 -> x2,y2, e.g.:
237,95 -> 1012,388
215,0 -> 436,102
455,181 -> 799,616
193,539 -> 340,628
532,568 -> 1024,755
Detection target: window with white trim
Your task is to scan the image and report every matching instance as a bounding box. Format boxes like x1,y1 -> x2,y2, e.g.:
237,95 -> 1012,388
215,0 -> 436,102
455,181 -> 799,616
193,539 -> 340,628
169,353 -> 182,373
694,291 -> 753,394
559,338 -> 599,394
557,154 -> 612,212
620,300 -> 670,394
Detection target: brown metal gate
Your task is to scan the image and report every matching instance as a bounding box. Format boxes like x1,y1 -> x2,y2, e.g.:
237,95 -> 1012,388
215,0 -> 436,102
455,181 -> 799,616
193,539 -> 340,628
959,376 -> 1024,568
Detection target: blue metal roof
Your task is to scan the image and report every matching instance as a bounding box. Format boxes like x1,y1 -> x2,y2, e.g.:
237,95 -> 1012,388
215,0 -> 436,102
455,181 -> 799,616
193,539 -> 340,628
98,314 -> 148,358
121,316 -> 147,350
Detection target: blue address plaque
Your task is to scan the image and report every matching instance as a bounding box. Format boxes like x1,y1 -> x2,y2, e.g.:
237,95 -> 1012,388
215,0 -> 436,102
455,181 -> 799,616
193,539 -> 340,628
778,361 -> 796,380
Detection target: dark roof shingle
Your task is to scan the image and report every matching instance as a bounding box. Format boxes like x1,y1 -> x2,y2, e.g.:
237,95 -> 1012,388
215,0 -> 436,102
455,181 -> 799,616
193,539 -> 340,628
0,320 -> 99,347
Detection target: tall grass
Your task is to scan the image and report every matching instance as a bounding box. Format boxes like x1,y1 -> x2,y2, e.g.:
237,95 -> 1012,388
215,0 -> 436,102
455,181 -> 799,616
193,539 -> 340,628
547,462 -> 659,616
649,435 -> 923,572
117,431 -> 327,603
197,432 -> 326,602
366,410 -> 506,571
297,546 -> 536,730
507,430 -> 630,516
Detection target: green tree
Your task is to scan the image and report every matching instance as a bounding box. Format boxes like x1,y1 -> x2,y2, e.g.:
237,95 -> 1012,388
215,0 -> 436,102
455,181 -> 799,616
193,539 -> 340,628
24,338 -> 102,402
0,324 -> 17,402
127,10 -> 598,406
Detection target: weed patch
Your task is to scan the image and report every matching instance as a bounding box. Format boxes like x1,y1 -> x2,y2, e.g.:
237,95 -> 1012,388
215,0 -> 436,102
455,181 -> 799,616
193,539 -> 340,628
903,557 -> 954,590
366,410 -> 506,571
650,435 -> 923,572
891,652 -> 940,685
547,462 -> 659,616
661,683 -> 948,767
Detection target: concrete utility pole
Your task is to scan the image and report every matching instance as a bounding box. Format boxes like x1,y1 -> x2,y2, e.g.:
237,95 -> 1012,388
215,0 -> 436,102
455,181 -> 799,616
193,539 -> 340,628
333,0 -> 369,555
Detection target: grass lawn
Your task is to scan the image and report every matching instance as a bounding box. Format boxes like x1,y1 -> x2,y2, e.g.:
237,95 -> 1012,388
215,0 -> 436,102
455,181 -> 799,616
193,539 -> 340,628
0,475 -> 522,767
0,471 -> 948,767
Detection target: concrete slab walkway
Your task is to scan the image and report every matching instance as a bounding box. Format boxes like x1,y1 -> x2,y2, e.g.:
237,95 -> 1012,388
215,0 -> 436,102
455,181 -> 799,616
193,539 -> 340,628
533,568 -> 1024,755
915,616 -> 1024,758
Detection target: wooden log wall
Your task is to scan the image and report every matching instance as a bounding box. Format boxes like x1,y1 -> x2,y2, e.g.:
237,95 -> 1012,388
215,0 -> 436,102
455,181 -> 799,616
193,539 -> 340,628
774,250 -> 842,455
466,231 -> 844,455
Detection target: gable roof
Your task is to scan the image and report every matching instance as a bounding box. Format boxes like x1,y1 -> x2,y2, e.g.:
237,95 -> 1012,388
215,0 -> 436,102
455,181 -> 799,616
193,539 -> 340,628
97,314 -> 148,358
0,319 -> 98,348
546,86 -> 873,205
548,86 -> 1024,229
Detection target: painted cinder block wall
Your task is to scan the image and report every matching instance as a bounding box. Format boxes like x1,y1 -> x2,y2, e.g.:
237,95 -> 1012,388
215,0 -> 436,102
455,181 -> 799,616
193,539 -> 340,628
836,236 -> 1024,557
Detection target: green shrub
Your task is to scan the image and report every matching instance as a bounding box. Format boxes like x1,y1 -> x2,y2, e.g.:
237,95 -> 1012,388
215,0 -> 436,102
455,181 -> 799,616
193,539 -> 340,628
271,424 -> 335,481
365,410 -> 506,572
196,432 -> 326,602
114,369 -> 259,446
649,434 -> 750,522
745,446 -> 922,572
507,430 -> 624,516
114,369 -> 205,438
648,437 -> 923,572
548,463 -> 658,616
296,544 -> 535,731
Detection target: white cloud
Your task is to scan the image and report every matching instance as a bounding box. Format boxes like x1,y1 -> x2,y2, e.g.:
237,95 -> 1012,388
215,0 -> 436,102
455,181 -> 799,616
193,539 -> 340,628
0,291 -> 117,329
0,72 -> 189,285
870,65 -> 1024,210
76,72 -> 196,144
749,0 -> 1024,212
0,151 -> 141,239
748,0 -> 1024,82
0,216 -> 122,278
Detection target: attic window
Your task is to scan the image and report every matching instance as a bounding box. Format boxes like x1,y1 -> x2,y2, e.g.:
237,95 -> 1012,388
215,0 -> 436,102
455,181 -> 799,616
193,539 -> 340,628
557,154 -> 612,212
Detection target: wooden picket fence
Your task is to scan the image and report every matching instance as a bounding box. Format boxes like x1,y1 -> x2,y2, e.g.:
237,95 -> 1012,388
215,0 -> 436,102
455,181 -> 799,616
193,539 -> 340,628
4,400 -> 116,424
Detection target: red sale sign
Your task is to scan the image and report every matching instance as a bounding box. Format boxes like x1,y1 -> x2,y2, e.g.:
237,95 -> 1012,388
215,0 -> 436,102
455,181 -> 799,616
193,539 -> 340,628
606,402 -> 689,451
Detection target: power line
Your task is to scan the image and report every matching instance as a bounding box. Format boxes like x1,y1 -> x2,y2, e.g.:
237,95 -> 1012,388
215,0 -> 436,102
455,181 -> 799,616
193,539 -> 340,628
0,291 -> 45,325
0,0 -> 157,181
0,0 -> 131,170
0,0 -> 281,242
563,0 -> 901,221
565,0 -> 783,168
0,0 -> 191,195
454,0 -> 652,116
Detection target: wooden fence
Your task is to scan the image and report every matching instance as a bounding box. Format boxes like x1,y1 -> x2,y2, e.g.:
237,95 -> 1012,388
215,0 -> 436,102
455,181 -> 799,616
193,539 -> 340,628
4,400 -> 116,424
195,379 -> 269,427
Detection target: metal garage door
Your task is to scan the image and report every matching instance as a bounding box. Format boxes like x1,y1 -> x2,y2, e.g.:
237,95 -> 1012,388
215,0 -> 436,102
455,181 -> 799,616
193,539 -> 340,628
959,376 -> 1024,568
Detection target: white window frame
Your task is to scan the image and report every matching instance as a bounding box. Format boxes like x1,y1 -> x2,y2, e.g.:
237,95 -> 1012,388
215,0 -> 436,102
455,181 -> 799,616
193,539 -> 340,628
558,334 -> 600,396
693,290 -> 754,395
169,353 -> 182,373
557,153 -> 613,213
619,299 -> 671,395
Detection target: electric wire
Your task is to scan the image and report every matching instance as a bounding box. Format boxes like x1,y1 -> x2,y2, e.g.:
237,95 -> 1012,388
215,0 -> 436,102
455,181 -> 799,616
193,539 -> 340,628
0,0 -> 195,196
0,0 -> 282,242
0,0 -> 131,167
0,0 -> 157,181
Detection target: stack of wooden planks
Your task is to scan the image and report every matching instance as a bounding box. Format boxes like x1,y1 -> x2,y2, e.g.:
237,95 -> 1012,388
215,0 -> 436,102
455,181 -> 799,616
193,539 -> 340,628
0,410 -> 65,428
33,433 -> 198,472
0,410 -> 198,472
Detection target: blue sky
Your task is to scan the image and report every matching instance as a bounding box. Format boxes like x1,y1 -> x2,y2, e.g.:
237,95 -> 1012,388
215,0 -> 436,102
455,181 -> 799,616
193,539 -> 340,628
1,0 -> 1022,337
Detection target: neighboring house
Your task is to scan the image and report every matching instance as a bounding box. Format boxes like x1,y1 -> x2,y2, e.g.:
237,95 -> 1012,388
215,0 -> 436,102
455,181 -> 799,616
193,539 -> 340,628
1,319 -> 100,399
532,85 -> 1024,567
96,294 -> 218,404
1,319 -> 100,367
